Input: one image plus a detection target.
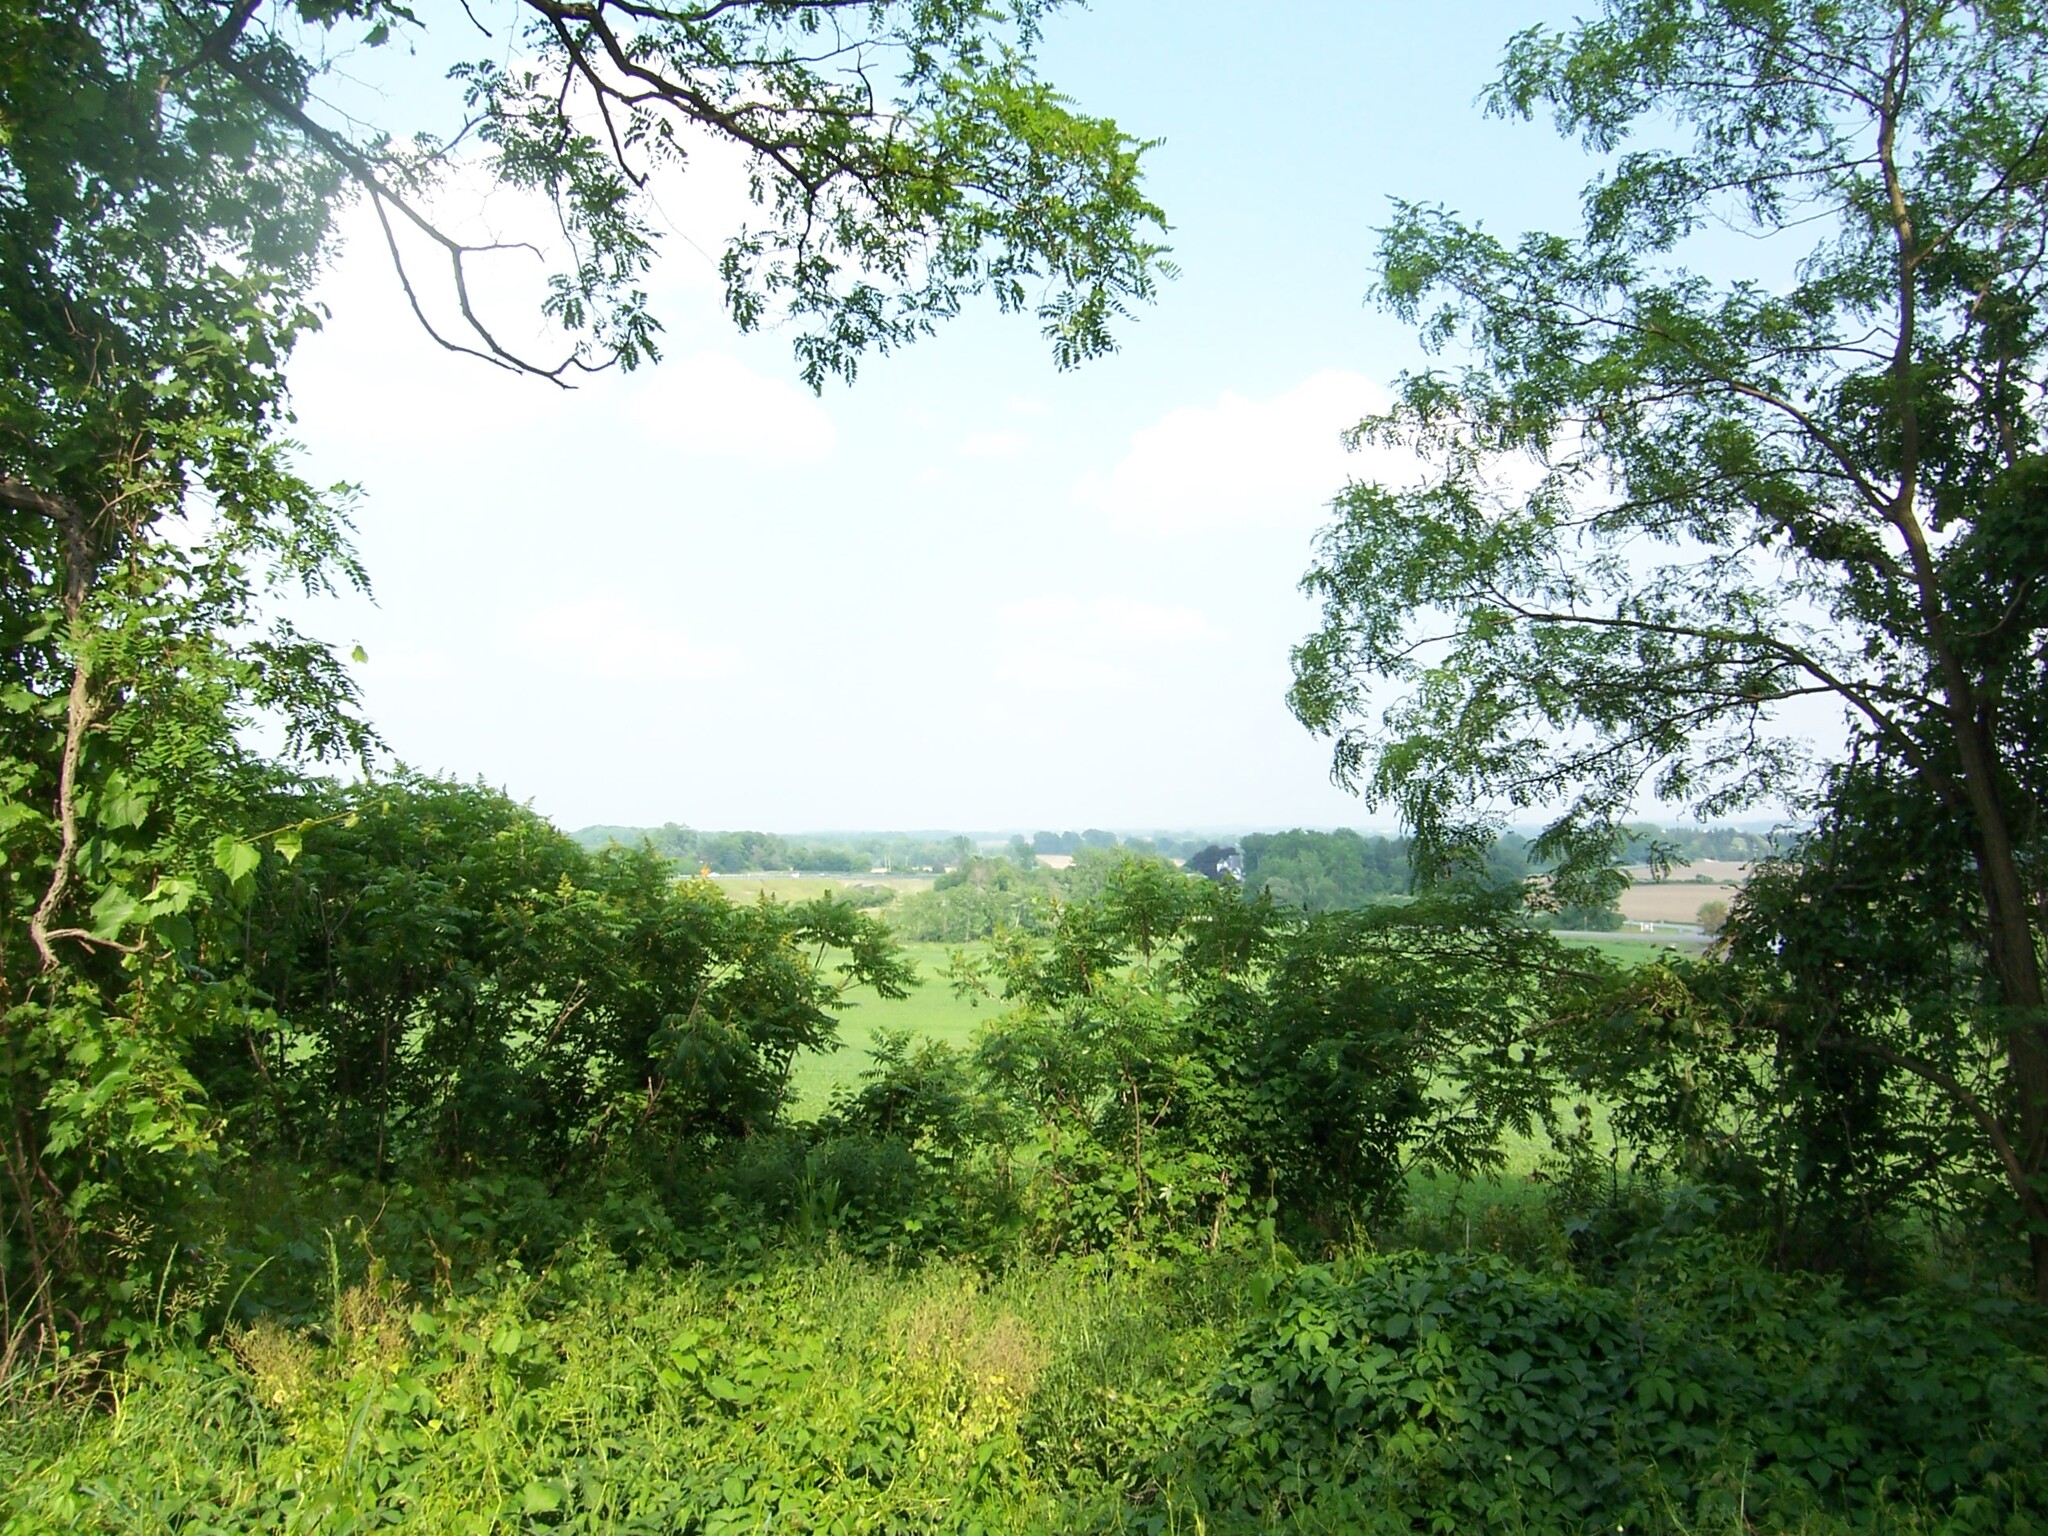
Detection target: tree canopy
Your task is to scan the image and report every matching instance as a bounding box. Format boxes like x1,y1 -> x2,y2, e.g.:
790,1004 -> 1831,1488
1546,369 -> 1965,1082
81,0 -> 1172,388
1288,0 -> 2048,1292
0,0 -> 1165,1344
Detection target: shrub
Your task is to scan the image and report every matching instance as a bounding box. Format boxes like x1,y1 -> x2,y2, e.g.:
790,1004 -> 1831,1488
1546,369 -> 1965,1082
1183,1241 -> 2048,1532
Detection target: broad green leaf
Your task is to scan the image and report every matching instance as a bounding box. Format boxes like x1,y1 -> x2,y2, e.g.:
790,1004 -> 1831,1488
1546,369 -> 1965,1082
212,835 -> 261,885
96,775 -> 152,831
88,886 -> 141,941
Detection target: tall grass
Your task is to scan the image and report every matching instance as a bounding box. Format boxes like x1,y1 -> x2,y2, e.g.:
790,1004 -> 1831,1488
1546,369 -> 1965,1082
5,1215 -> 2038,1535
0,1241 -> 1248,1534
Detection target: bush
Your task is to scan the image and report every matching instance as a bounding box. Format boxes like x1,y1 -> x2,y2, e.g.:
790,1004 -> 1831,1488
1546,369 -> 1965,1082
719,1131 -> 926,1235
891,857 -> 1051,941
1183,1238 -> 2048,1532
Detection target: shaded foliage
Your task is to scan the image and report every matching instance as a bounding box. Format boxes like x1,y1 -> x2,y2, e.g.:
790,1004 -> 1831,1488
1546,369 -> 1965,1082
1289,0 -> 2048,1292
1192,1216 -> 2048,1532
222,775 -> 913,1180
948,862 -> 1594,1252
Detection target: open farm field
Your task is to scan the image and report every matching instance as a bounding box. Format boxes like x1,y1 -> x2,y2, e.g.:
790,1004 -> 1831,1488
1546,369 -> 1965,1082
1623,858 -> 1753,884
1559,930 -> 1711,963
1617,878 -> 1742,924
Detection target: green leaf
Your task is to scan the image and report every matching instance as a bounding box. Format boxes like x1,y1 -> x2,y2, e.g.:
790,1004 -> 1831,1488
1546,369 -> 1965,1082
96,775 -> 151,831
150,913 -> 196,953
211,836 -> 261,885
88,886 -> 141,941
143,876 -> 199,916
274,827 -> 304,865
519,1480 -> 561,1514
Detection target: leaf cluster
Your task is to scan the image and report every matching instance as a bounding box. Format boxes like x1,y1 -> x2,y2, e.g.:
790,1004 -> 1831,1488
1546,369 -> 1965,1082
1189,1230 -> 2048,1531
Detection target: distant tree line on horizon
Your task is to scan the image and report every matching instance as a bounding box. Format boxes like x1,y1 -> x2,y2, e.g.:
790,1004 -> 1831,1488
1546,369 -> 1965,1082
572,824 -> 978,874
567,822 -> 1371,890
573,823 -> 1228,873
577,821 -> 1787,944
578,820 -> 1780,884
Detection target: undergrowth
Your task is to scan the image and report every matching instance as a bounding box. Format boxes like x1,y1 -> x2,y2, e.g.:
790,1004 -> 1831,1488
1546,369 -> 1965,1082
0,1239 -> 1244,1535
4,1184 -> 2044,1535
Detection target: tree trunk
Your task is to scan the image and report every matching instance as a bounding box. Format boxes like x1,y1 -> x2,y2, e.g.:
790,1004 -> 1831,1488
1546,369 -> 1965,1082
1952,707 -> 2048,1299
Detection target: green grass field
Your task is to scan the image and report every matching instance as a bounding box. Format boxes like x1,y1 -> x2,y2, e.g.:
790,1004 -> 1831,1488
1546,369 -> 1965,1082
788,930 -> 1699,1117
789,942 -> 993,1112
1557,931 -> 1711,964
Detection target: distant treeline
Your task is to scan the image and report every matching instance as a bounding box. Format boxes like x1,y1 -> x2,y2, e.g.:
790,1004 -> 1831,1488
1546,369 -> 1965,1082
1241,828 -> 1410,910
572,823 -> 976,873
1239,830 -> 1559,915
575,821 -> 1784,922
573,823 -> 1223,872
1243,823 -> 1779,914
1029,828 -> 1211,860
1620,823 -> 1780,863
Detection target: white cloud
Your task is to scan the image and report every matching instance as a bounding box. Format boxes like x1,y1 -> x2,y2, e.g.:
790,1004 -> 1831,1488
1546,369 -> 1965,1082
1079,370 -> 1420,530
994,595 -> 1214,694
957,428 -> 1032,460
625,352 -> 837,462
517,598 -> 739,681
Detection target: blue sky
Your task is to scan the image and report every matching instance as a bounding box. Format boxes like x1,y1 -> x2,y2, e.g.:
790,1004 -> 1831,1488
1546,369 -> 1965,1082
281,2 -> 1599,834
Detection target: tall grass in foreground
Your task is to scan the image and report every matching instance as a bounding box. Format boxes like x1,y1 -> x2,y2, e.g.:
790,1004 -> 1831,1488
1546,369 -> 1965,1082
0,1242 -> 1243,1534
4,1210 -> 2043,1536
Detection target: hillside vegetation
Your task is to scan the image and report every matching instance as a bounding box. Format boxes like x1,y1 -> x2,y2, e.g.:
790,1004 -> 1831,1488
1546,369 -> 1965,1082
6,1 -> 2048,1532
3,777 -> 2041,1532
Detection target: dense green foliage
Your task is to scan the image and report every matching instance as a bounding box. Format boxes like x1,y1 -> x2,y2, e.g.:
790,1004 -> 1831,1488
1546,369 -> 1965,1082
1238,829 -> 1409,911
1,0 -> 373,1348
226,777 -> 913,1179
1290,0 -> 2048,1294
1,769 -> 918,1337
0,1245 -> 1244,1533
887,854 -> 1066,942
6,1194 -> 2044,1534
4,797 -> 2045,1532
6,2 -> 2048,1531
963,884 -> 1575,1248
1195,1229 -> 2048,1531
573,824 -> 976,876
0,0 -> 1168,1350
